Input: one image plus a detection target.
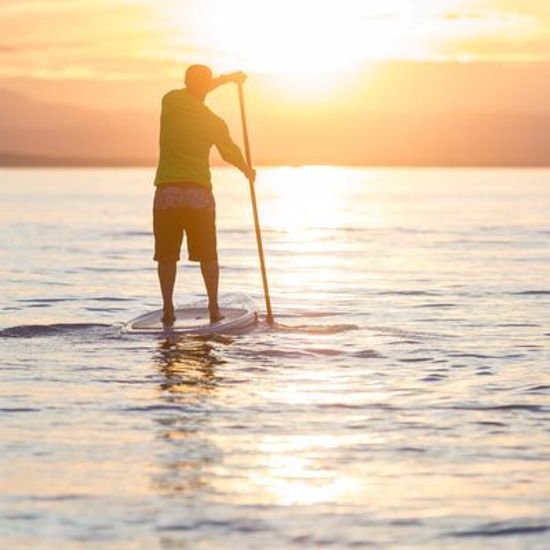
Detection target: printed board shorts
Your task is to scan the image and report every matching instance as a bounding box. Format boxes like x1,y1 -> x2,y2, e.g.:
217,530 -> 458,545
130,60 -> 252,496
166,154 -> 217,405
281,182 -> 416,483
153,183 -> 217,262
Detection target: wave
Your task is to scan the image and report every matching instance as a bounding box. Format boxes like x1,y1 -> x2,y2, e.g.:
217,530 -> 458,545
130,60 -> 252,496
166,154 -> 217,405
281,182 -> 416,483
0,407 -> 41,413
0,323 -> 112,338
496,323 -> 540,328
17,296 -> 135,303
413,303 -> 458,308
266,320 -> 451,340
448,404 -> 545,413
378,290 -> 441,297
512,290 -> 550,296
276,311 -> 338,318
450,522 -> 549,538
448,352 -> 494,359
269,321 -> 359,334
362,324 -> 454,339
521,384 -> 550,394
17,297 -> 80,303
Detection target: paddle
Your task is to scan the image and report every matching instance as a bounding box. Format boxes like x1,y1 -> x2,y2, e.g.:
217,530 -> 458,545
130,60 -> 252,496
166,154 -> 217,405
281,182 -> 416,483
237,82 -> 274,325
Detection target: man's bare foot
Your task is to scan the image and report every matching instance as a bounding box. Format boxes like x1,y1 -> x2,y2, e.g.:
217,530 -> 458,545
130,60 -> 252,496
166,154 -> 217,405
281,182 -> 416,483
162,306 -> 175,326
209,307 -> 225,324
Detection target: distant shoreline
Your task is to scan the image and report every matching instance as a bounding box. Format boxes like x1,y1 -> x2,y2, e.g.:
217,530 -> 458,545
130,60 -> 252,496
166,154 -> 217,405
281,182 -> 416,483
1,152 -> 550,169
0,153 -> 155,168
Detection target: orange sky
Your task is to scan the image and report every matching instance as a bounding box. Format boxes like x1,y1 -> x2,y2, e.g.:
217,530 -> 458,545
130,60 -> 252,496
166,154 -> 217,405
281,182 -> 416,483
1,0 -> 550,165
2,0 -> 549,78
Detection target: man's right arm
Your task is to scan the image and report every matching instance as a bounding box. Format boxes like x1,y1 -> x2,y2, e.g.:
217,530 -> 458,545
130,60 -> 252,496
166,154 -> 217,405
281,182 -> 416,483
214,120 -> 256,182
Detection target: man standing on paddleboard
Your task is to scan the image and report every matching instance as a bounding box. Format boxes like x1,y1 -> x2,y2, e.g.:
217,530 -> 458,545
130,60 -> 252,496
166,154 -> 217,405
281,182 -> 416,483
153,65 -> 255,326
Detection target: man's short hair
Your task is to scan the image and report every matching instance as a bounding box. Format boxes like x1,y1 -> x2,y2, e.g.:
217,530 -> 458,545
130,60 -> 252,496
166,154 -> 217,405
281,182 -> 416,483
185,65 -> 213,93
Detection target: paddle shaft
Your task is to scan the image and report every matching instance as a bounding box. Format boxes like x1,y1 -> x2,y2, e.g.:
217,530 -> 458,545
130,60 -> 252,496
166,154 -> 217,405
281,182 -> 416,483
238,82 -> 274,324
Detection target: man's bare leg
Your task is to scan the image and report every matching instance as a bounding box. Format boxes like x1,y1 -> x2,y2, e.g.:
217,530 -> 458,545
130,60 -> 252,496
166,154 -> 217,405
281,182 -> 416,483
158,260 -> 177,325
200,258 -> 224,323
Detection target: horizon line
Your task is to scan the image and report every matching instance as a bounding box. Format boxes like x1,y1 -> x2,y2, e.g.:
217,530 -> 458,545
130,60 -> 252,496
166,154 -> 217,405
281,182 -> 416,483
2,152 -> 550,170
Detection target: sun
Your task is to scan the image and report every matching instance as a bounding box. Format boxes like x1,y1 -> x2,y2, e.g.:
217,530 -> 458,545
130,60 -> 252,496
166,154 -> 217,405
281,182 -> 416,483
203,1 -> 362,74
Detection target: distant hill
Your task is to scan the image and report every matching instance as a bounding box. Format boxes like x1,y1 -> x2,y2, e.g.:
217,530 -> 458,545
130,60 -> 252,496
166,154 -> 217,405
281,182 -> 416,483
1,87 -> 550,167
0,151 -> 154,167
0,88 -> 156,161
257,112 -> 550,167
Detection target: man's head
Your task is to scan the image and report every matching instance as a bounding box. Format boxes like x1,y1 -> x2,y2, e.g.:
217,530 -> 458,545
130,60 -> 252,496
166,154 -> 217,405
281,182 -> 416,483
185,64 -> 213,99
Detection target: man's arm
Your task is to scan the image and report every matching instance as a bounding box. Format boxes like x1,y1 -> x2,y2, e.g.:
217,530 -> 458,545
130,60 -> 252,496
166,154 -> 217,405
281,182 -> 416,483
210,71 -> 247,91
213,121 -> 256,182
209,71 -> 256,182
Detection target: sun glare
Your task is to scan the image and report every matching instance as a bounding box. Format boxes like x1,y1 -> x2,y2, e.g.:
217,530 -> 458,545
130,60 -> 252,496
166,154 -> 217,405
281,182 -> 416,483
163,0 -> 433,95
163,0 -> 479,77
193,0 -> 362,75
159,0 -> 542,100
263,167 -> 350,231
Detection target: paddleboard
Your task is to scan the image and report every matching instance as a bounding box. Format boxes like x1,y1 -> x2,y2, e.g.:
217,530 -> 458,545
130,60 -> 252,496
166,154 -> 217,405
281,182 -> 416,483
122,305 -> 257,336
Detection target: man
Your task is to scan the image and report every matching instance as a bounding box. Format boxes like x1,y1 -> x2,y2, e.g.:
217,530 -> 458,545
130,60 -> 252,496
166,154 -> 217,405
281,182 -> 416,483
153,64 -> 255,326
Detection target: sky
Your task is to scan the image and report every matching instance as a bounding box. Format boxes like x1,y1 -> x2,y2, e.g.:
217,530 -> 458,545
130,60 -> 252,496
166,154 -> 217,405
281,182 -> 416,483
2,0 -> 550,78
1,0 -> 550,164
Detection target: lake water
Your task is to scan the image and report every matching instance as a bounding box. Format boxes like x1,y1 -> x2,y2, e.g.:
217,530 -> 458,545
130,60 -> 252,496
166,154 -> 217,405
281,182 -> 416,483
1,167 -> 549,549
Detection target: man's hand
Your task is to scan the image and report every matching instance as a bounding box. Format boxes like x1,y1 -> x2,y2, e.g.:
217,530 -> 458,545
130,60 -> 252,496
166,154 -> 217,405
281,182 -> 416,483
224,71 -> 247,85
211,71 -> 247,91
244,167 -> 256,183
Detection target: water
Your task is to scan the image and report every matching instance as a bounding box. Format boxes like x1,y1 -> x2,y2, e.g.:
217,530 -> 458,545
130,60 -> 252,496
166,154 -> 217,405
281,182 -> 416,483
1,167 -> 549,549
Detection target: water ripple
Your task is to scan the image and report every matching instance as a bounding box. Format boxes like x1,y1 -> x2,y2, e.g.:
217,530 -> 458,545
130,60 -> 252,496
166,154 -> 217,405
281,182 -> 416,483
0,323 -> 111,338
450,522 -> 549,538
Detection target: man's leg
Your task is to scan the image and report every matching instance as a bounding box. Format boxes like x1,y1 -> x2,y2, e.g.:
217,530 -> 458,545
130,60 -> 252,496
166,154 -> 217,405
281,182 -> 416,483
158,259 -> 177,324
200,259 -> 224,323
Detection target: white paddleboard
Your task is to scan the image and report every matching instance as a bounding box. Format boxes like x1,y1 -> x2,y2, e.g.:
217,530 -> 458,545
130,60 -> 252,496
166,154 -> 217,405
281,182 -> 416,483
123,305 -> 257,335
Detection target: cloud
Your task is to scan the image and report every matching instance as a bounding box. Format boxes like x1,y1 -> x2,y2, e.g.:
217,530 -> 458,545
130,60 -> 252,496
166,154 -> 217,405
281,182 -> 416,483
0,0 -> 100,16
0,41 -> 85,53
0,0 -> 176,78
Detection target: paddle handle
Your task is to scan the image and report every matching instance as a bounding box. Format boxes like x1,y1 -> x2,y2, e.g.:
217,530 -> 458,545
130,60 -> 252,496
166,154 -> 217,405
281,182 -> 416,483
238,83 -> 274,324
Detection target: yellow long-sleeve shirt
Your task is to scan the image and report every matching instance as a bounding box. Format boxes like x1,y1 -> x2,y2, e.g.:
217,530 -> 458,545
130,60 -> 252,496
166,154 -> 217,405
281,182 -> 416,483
154,89 -> 247,189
